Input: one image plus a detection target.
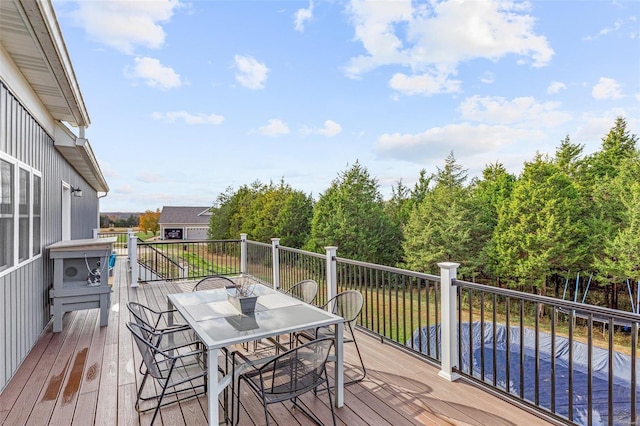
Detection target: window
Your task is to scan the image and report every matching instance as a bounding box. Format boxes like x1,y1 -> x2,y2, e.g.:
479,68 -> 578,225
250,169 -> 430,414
18,168 -> 29,261
0,154 -> 42,273
0,158 -> 14,271
33,175 -> 41,256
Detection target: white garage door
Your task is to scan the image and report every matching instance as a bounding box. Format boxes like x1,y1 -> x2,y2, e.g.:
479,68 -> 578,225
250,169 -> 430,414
186,227 -> 208,240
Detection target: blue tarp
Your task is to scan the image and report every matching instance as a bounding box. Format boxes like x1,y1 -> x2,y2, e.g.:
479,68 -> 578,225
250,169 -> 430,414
410,322 -> 639,425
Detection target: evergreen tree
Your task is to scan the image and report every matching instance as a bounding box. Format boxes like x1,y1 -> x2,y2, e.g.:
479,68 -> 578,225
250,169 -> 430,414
494,154 -> 584,297
554,135 -> 584,179
307,161 -> 402,265
466,162 -> 515,279
582,117 -> 639,279
403,153 -> 472,275
594,181 -> 640,283
275,189 -> 313,248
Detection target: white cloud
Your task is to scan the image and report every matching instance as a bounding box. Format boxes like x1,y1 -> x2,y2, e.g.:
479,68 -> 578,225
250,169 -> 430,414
547,81 -> 566,94
592,77 -> 623,100
584,18 -> 625,40
259,119 -> 290,136
479,72 -> 495,84
375,123 -> 543,164
234,55 -> 269,89
316,120 -> 342,136
574,110 -> 639,150
151,111 -> 224,125
294,1 -> 314,32
130,57 -> 182,90
389,72 -> 462,96
344,0 -> 553,92
66,0 -> 181,54
459,95 -> 571,127
376,93 -> 577,166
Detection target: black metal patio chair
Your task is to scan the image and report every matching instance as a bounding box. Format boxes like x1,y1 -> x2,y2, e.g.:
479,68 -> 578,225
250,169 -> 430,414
192,274 -> 237,291
283,279 -> 318,305
127,301 -> 201,366
232,337 -> 336,426
296,290 -> 367,385
127,321 -> 212,425
127,301 -> 190,333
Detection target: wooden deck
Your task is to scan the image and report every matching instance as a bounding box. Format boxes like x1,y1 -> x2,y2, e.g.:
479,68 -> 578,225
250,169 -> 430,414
0,259 -> 554,426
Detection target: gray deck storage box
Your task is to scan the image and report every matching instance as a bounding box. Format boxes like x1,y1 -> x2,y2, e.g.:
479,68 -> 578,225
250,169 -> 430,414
47,237 -> 117,332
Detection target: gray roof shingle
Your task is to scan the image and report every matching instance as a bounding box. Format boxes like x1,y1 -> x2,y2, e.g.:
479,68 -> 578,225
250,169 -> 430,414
159,206 -> 212,225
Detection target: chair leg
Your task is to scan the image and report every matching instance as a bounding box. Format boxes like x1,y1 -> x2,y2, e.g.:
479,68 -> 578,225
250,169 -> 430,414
150,381 -> 170,425
135,371 -> 150,413
348,335 -> 367,384
234,377 -> 242,426
324,369 -> 337,426
261,390 -> 270,426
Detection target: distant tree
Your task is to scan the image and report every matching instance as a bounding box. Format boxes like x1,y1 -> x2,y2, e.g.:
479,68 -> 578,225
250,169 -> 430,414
274,188 -> 313,248
409,169 -> 432,210
247,180 -> 313,246
385,179 -> 411,227
207,180 -> 313,247
208,186 -> 236,240
554,135 -> 585,179
466,162 -> 516,280
494,154 -> 584,300
208,182 -> 264,240
403,152 -> 472,275
590,157 -> 640,308
580,118 -> 639,305
583,116 -> 639,183
139,209 -> 161,235
307,161 -> 402,265
594,181 -> 640,284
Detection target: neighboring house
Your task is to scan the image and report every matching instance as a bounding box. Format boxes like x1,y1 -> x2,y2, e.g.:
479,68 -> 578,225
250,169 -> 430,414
159,206 -> 212,240
0,0 -> 108,391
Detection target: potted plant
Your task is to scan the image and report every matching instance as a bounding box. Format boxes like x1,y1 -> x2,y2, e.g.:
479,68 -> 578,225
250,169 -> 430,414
226,282 -> 257,314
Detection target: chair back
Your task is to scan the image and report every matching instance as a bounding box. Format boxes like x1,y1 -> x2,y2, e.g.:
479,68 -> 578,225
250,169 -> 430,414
193,274 -> 236,291
127,301 -> 156,329
285,279 -> 318,304
127,322 -> 167,380
332,290 -> 364,332
259,337 -> 333,396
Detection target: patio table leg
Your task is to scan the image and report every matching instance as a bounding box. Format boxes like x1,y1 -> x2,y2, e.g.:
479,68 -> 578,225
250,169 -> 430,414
208,347 -> 220,425
334,322 -> 344,407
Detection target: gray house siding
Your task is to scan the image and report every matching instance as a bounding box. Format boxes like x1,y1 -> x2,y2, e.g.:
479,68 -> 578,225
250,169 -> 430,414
0,81 -> 98,391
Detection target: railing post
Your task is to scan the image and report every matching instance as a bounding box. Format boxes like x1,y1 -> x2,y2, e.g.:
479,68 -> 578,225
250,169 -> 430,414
325,246 -> 338,308
129,233 -> 139,288
92,228 -> 98,239
438,262 -> 460,381
271,238 -> 280,290
240,233 -> 247,275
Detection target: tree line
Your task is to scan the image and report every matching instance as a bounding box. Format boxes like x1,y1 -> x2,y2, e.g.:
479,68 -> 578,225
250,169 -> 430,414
208,116 -> 639,310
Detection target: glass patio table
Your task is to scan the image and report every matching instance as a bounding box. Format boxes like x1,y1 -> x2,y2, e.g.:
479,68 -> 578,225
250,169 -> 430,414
167,282 -> 344,426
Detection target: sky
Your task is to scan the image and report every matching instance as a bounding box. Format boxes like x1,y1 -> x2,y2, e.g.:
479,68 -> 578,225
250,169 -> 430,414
51,0 -> 640,213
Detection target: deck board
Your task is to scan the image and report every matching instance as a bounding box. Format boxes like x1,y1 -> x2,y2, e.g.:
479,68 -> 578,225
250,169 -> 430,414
0,258 -> 554,425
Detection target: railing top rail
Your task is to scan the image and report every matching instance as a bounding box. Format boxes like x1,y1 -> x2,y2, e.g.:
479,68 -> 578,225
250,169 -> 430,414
335,256 -> 440,281
138,239 -> 241,246
278,245 -> 325,260
454,278 -> 640,323
246,240 -> 271,248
